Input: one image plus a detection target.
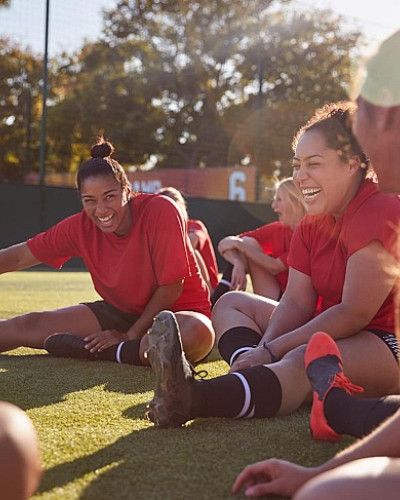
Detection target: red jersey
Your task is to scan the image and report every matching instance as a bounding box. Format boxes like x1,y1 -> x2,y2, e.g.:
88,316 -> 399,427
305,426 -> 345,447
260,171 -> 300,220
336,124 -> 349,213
27,193 -> 211,318
188,219 -> 219,290
288,180 -> 400,332
241,221 -> 294,291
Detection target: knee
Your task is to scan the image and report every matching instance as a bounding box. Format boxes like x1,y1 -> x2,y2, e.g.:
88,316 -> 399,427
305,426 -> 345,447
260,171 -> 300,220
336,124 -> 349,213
177,314 -> 215,363
213,291 -> 246,318
0,402 -> 42,499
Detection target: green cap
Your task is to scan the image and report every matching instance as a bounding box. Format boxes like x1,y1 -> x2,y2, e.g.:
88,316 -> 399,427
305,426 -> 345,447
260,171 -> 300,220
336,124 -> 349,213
354,30 -> 400,107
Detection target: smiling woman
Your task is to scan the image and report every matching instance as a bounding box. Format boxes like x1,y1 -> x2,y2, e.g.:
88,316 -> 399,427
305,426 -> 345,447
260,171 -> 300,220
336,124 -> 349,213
144,100 -> 400,433
211,178 -> 307,306
0,137 -> 215,367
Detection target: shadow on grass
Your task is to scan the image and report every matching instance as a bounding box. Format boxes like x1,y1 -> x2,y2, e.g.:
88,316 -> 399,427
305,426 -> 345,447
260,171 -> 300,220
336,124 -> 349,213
37,410 -> 348,500
0,352 -> 155,410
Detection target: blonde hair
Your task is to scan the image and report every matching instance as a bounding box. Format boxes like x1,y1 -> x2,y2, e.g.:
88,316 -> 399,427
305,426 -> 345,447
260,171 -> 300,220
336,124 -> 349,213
275,177 -> 307,223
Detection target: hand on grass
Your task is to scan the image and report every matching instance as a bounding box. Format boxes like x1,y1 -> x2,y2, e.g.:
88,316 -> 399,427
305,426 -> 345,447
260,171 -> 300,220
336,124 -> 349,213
232,458 -> 317,498
229,345 -> 271,373
84,330 -> 127,352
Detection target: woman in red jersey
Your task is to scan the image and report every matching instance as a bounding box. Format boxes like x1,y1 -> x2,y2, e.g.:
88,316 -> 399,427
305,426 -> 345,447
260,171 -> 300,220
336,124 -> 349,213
0,138 -> 214,366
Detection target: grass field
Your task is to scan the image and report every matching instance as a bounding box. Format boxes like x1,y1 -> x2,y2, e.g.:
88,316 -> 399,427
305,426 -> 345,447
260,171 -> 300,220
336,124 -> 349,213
0,272 -> 354,499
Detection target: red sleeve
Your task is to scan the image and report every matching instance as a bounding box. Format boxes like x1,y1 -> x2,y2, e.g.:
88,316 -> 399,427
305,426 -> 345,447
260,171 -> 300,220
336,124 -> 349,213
188,220 -> 207,249
240,223 -> 279,255
345,196 -> 400,261
27,214 -> 81,269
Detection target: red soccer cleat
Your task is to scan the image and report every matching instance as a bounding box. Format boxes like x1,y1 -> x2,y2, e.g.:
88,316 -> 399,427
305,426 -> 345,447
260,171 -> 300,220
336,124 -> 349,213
304,331 -> 363,442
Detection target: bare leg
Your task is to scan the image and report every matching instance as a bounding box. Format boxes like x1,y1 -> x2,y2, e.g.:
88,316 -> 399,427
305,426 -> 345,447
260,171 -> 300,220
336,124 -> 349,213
243,238 -> 281,300
0,402 -> 42,500
0,305 -> 101,351
139,311 -> 215,366
270,331 -> 400,417
294,457 -> 400,500
212,291 -> 276,343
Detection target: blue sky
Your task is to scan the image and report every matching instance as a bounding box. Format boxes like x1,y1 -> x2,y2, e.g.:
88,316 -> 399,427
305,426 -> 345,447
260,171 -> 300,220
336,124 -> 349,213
0,0 -> 399,56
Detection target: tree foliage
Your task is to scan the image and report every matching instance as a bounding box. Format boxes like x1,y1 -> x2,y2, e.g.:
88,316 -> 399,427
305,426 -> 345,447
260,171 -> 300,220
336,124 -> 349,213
0,38 -> 42,181
0,0 -> 363,184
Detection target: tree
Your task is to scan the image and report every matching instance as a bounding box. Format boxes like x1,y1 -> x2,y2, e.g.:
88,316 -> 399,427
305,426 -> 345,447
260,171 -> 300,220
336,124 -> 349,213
0,38 -> 42,181
10,0 -> 363,184
224,8 -> 362,178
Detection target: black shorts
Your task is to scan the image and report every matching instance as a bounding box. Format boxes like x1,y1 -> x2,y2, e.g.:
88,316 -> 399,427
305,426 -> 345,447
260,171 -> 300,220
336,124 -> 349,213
368,328 -> 399,362
82,300 -> 140,333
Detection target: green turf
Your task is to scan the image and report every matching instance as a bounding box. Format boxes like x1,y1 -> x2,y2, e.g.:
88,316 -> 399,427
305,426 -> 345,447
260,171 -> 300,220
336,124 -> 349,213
0,272 -> 354,499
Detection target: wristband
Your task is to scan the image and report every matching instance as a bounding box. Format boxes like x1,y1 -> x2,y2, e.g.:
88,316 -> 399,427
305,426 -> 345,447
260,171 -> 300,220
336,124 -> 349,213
262,341 -> 279,363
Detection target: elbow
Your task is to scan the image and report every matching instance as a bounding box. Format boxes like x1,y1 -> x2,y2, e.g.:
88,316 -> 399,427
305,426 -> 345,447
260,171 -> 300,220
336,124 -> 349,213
339,304 -> 376,335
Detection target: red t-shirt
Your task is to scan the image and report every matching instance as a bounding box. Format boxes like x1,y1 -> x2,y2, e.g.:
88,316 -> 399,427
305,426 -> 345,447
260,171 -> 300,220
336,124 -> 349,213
27,193 -> 211,318
241,221 -> 294,291
188,219 -> 219,290
288,180 -> 400,332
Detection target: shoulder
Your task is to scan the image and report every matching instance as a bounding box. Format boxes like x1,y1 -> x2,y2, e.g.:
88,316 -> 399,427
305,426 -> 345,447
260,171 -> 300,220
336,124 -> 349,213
132,192 -> 178,214
348,180 -> 400,222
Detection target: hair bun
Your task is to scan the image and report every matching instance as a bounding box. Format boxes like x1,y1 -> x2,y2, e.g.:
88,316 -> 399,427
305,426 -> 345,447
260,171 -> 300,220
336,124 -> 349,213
91,140 -> 114,159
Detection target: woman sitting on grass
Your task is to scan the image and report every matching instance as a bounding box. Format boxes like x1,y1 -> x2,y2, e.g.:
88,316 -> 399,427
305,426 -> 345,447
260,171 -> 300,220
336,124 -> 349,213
233,29 -> 400,500
145,100 -> 400,430
0,138 -> 214,366
211,177 -> 306,305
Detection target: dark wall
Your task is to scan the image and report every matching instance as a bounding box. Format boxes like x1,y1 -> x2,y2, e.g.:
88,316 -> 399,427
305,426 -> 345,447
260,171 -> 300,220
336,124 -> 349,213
0,183 -> 276,270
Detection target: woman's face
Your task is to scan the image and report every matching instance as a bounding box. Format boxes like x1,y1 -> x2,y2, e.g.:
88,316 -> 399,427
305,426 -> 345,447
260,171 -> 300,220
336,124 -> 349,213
80,175 -> 132,236
292,130 -> 360,218
271,187 -> 299,228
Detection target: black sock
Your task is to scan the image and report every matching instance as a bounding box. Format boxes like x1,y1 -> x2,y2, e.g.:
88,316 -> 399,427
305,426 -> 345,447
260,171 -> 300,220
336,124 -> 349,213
211,263 -> 233,307
190,365 -> 282,419
325,389 -> 400,438
97,339 -> 143,365
217,327 -> 261,365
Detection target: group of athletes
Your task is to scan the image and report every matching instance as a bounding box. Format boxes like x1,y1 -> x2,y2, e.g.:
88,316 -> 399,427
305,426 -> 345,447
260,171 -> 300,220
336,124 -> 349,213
0,29 -> 399,500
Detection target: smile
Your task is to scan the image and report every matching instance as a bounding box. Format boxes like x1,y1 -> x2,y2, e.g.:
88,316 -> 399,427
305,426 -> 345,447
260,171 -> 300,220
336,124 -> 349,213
302,188 -> 321,201
97,214 -> 113,224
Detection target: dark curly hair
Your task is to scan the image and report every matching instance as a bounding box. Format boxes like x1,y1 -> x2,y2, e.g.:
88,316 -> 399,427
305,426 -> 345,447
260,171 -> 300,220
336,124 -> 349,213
292,101 -> 371,178
77,137 -> 131,192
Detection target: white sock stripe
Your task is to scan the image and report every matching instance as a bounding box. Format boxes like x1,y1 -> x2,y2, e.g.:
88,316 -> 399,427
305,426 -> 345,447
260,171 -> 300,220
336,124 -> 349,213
246,406 -> 255,419
229,346 -> 255,366
219,279 -> 231,287
232,372 -> 251,418
116,342 -> 126,364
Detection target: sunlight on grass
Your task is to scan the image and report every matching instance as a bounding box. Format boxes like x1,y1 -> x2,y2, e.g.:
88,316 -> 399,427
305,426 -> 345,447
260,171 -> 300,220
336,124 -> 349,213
0,272 -> 351,499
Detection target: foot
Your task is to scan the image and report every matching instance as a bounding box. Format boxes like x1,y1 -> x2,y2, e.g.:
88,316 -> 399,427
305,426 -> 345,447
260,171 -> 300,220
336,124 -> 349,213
304,331 -> 363,442
146,310 -> 194,428
44,333 -> 98,360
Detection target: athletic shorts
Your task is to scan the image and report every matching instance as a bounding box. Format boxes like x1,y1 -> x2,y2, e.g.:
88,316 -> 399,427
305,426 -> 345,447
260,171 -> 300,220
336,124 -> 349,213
82,300 -> 140,333
368,328 -> 399,361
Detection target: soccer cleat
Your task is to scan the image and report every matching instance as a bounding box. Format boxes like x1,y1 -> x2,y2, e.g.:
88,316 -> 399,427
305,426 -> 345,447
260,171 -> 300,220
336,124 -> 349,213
44,333 -> 98,360
304,331 -> 363,442
146,310 -> 194,428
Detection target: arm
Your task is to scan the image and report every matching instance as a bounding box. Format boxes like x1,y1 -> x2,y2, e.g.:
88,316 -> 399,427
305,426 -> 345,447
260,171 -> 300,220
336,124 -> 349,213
231,240 -> 398,370
188,232 -> 200,250
218,237 -> 248,290
84,280 -> 183,351
267,239 -> 398,359
232,409 -> 400,498
235,237 -> 287,276
0,242 -> 41,274
126,280 -> 183,340
230,267 -> 316,371
193,249 -> 212,292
